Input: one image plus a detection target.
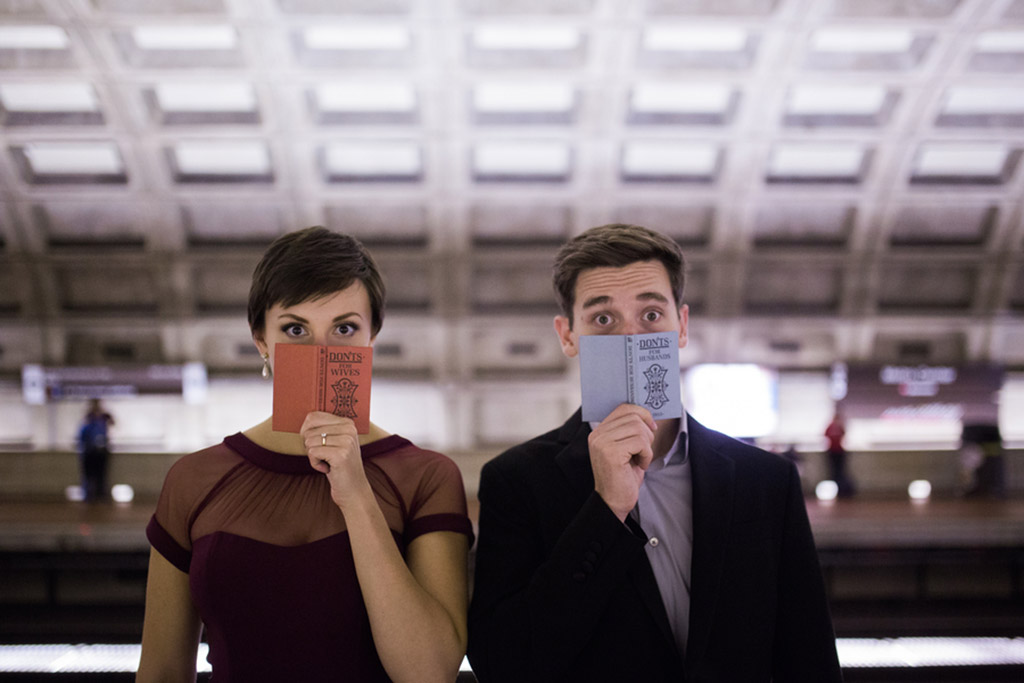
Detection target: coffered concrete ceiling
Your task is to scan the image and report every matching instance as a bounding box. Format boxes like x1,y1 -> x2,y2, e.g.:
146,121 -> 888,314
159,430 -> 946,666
0,0 -> 1022,378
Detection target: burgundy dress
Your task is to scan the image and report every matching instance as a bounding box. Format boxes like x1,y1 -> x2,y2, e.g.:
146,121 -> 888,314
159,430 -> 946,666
147,432 -> 474,682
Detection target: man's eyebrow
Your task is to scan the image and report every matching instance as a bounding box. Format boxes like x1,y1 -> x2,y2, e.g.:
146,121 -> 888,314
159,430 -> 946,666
637,292 -> 670,304
581,295 -> 611,309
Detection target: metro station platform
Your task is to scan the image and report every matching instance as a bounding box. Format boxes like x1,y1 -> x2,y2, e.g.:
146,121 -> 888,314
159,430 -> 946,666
1,494 -> 1022,680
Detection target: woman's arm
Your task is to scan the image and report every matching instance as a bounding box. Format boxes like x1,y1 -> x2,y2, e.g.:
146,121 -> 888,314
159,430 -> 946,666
301,413 -> 470,683
349,516 -> 469,683
136,549 -> 202,683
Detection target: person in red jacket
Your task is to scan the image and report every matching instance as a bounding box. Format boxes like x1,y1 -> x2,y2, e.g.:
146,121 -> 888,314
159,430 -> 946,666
825,409 -> 856,497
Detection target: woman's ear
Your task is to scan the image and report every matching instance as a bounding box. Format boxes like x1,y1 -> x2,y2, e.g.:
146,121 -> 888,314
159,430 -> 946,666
252,332 -> 268,359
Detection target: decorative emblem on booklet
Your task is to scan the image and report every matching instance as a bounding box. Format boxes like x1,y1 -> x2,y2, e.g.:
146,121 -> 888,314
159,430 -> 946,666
272,344 -> 373,433
580,331 -> 681,422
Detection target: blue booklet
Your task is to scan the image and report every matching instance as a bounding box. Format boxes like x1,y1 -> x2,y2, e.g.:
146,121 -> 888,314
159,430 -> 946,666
580,331 -> 682,422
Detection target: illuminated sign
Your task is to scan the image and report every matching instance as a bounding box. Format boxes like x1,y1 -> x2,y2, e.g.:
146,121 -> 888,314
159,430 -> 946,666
839,364 -> 1002,422
21,363 -> 207,405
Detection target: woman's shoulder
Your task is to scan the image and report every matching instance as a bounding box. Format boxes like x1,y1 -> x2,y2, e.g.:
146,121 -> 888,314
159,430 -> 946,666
375,436 -> 455,464
370,436 -> 465,484
164,437 -> 246,486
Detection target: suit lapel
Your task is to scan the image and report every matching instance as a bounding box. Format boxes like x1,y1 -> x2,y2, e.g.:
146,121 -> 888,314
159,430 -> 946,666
684,416 -> 736,673
553,409 -> 595,501
554,409 -> 679,656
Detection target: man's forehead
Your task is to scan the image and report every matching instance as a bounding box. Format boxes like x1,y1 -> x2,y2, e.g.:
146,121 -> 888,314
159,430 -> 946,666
575,261 -> 672,305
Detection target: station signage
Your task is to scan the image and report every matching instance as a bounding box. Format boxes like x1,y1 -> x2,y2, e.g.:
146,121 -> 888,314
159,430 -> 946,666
835,363 -> 1002,423
21,363 -> 208,405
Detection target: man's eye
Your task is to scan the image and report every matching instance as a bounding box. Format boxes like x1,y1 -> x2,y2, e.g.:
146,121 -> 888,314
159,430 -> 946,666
595,314 -> 612,326
644,311 -> 662,322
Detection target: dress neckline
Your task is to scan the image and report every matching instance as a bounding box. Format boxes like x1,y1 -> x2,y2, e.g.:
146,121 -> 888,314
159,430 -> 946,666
223,432 -> 411,475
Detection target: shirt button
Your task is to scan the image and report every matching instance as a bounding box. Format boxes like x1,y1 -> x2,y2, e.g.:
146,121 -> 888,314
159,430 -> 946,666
649,537 -> 660,548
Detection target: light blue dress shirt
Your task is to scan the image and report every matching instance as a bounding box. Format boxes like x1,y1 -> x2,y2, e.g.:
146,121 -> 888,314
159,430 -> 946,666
631,414 -> 692,660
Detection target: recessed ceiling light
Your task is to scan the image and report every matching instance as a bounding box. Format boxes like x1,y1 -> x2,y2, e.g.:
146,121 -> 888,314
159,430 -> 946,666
622,141 -> 719,176
811,28 -> 915,53
974,30 -> 1024,53
303,25 -> 410,51
769,143 -> 867,176
631,82 -> 733,114
474,82 -> 575,113
155,82 -> 256,112
943,86 -> 1024,114
323,141 -> 421,176
472,25 -> 581,51
0,25 -> 69,50
22,142 -> 123,175
642,26 -> 748,52
0,82 -> 98,112
473,141 -> 571,175
787,85 -> 888,115
173,141 -> 271,175
913,144 -> 1010,176
131,25 -> 237,51
315,82 -> 416,112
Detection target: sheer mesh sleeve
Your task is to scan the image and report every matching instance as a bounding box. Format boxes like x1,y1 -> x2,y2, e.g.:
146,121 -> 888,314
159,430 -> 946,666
404,449 -> 475,545
147,442 -> 243,572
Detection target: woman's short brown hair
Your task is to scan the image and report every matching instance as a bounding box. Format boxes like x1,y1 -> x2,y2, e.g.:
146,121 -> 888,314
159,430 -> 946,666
553,223 -> 685,325
248,226 -> 386,338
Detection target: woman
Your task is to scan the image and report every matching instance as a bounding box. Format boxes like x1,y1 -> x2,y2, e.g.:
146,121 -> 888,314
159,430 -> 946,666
137,227 -> 473,683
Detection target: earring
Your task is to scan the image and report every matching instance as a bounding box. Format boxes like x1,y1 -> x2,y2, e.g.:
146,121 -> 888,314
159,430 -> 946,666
261,354 -> 270,378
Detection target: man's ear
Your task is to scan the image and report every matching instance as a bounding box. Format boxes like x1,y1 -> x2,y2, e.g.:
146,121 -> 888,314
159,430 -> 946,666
678,303 -> 689,350
553,315 -> 579,358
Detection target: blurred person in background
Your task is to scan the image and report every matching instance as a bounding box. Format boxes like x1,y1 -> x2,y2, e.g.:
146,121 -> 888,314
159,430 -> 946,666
958,423 -> 1006,499
77,398 -> 114,502
137,227 -> 473,683
468,224 -> 841,683
825,409 -> 856,498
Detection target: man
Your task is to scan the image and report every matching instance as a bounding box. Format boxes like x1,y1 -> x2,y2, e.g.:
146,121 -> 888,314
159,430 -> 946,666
78,398 -> 115,502
467,224 -> 842,682
825,409 -> 856,498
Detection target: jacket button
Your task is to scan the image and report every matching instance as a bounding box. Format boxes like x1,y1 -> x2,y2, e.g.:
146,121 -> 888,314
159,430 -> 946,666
572,571 -> 586,582
581,561 -> 594,572
584,551 -> 598,563
589,541 -> 602,553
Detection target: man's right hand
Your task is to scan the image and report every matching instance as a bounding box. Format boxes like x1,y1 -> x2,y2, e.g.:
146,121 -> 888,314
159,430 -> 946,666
587,404 -> 657,522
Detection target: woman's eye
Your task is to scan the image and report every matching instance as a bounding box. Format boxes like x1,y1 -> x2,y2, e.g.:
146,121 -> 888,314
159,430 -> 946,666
336,323 -> 357,336
283,324 -> 305,337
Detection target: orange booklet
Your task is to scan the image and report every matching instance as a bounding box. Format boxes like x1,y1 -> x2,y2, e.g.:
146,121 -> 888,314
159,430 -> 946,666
271,344 -> 373,434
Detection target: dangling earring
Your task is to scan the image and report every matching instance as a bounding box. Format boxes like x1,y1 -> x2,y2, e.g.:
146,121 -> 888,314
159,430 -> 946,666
261,354 -> 270,378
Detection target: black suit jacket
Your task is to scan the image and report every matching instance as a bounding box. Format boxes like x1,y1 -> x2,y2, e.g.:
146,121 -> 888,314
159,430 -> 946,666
468,410 -> 842,683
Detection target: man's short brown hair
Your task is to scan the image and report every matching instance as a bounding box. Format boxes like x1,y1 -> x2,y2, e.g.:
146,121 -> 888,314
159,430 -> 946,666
248,226 -> 386,338
553,223 -> 685,325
